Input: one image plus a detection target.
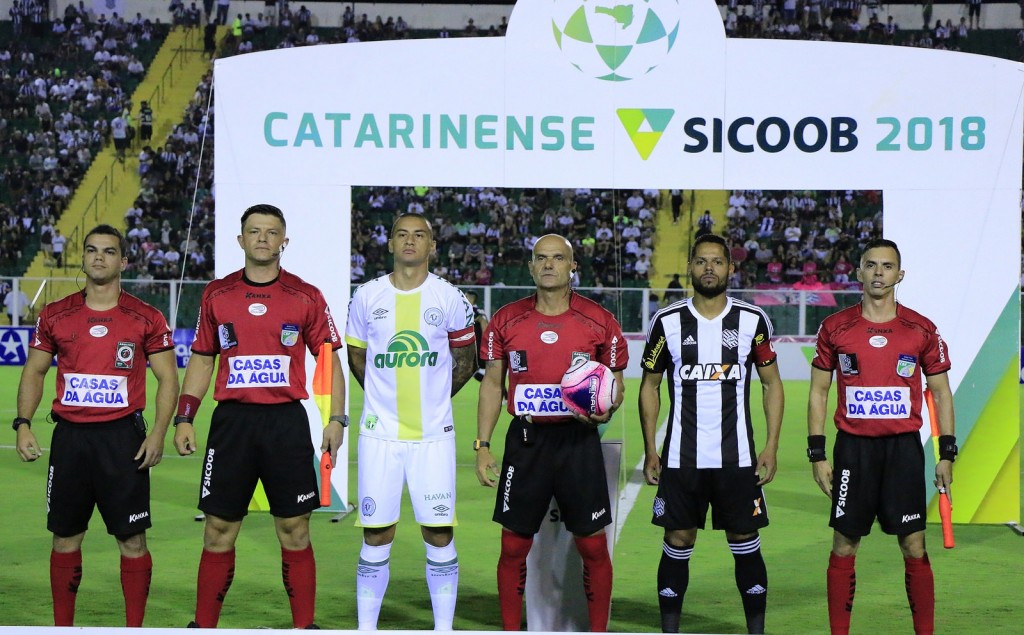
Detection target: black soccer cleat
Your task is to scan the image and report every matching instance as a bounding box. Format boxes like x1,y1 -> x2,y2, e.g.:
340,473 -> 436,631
186,621 -> 200,628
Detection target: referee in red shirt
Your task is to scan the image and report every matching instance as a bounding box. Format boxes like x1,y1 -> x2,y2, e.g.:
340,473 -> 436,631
173,204 -> 346,629
476,234 -> 627,631
808,238 -> 955,635
14,224 -> 179,626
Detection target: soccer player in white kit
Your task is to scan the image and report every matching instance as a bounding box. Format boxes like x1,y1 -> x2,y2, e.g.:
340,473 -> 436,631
345,213 -> 478,630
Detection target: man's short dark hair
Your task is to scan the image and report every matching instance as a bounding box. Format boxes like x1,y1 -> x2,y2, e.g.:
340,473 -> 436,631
241,204 -> 286,231
861,238 -> 901,268
391,212 -> 434,239
85,224 -> 127,257
690,234 -> 730,263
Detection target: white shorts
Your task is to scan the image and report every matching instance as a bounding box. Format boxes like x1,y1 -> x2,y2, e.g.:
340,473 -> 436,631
357,435 -> 456,528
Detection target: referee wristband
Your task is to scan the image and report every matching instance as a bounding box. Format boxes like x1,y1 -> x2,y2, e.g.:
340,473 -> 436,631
12,417 -> 31,432
807,435 -> 827,463
938,435 -> 958,462
329,415 -> 349,428
177,394 -> 202,419
173,415 -> 193,427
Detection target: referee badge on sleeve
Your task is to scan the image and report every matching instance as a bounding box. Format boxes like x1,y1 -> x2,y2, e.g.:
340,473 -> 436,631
115,342 -> 135,369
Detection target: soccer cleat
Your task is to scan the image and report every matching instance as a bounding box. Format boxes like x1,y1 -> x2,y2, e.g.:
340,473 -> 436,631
186,621 -> 200,628
304,625 -> 321,630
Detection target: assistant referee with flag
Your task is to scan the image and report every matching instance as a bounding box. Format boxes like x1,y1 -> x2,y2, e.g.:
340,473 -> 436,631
173,204 -> 345,629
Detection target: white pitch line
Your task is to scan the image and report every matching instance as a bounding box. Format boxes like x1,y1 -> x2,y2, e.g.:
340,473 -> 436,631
614,417 -> 667,545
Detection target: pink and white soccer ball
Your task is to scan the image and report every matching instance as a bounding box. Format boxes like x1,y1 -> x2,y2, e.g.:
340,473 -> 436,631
560,359 -> 617,417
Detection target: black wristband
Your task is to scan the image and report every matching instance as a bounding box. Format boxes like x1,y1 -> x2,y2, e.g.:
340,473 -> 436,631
12,417 -> 31,432
329,415 -> 349,428
807,435 -> 827,463
938,435 -> 958,462
173,415 -> 193,427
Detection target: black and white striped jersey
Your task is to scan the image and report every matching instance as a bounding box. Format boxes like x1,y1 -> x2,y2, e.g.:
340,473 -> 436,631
641,297 -> 777,469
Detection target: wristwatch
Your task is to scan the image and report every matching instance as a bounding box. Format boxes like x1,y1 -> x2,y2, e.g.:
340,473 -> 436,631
12,417 -> 30,432
473,439 -> 490,451
329,415 -> 350,428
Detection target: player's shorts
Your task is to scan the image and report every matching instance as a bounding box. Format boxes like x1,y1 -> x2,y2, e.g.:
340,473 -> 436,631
47,413 -> 151,537
493,417 -> 611,536
139,125 -> 152,141
198,400 -> 318,519
357,434 -> 456,528
829,429 -> 926,537
968,4 -> 981,18
113,136 -> 128,150
651,466 -> 769,534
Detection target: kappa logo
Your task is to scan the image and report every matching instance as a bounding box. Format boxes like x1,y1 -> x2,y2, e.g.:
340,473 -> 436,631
617,108 -> 675,159
591,507 -> 607,521
297,491 -> 316,503
902,513 -> 921,523
128,511 -> 149,524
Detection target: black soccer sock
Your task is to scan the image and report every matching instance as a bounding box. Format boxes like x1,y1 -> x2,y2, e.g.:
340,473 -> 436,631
657,541 -> 692,633
729,534 -> 767,634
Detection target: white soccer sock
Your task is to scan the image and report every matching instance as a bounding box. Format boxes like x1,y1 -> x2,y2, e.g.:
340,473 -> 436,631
356,542 -> 392,630
425,540 -> 459,631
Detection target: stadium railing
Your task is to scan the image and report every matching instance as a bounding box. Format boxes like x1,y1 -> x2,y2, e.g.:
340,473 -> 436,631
0,277 -> 863,336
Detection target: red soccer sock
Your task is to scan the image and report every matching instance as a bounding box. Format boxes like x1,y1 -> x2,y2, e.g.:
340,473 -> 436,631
282,545 -> 316,628
195,548 -> 235,628
827,552 -> 856,635
497,530 -> 533,631
121,552 -> 153,627
574,533 -> 613,633
904,555 -> 935,635
50,549 -> 83,626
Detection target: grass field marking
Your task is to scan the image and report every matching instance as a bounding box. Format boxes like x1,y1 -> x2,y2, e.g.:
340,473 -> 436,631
614,415 -> 668,546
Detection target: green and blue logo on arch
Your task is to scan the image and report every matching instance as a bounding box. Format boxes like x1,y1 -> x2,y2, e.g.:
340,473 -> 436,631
551,0 -> 681,82
373,330 -> 439,368
617,108 -> 675,159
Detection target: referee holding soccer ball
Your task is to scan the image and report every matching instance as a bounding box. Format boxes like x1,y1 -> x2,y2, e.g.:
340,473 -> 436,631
638,234 -> 784,634
476,233 -> 627,631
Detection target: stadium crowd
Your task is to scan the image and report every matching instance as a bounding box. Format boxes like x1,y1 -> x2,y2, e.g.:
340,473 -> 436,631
0,0 -> 1018,298
0,0 -> 164,273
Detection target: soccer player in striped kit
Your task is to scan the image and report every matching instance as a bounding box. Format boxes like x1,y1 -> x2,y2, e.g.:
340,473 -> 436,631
345,212 -> 478,630
14,224 -> 179,626
174,204 -> 346,629
807,238 -> 955,635
638,233 -> 784,634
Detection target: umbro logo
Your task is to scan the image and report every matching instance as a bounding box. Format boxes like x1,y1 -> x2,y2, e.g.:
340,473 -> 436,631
433,505 -> 450,514
682,335 -> 696,346
372,308 -> 389,320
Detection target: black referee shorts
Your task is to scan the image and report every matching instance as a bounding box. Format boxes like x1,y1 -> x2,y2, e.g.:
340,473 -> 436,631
47,413 -> 151,538
829,429 -> 927,537
492,417 -> 611,536
198,401 -> 319,519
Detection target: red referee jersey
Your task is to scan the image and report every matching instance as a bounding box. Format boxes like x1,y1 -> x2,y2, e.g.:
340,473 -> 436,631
192,268 -> 341,404
482,292 -> 627,422
31,291 -> 173,423
812,303 -> 951,437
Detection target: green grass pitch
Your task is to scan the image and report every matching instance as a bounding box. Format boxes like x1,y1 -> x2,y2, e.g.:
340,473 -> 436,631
1,366 -> 1021,632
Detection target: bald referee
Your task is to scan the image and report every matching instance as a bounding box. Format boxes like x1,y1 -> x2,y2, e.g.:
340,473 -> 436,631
14,224 -> 179,626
